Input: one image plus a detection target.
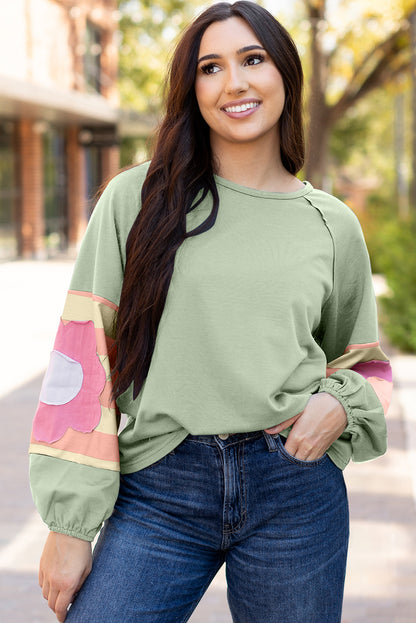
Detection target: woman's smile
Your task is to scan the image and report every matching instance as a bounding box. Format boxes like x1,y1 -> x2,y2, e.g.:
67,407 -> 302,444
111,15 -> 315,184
221,98 -> 261,117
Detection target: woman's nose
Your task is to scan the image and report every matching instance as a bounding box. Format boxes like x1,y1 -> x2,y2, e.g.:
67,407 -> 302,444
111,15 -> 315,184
224,67 -> 249,95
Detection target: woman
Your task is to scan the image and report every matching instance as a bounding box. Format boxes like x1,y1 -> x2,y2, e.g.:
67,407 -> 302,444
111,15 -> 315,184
29,2 -> 392,622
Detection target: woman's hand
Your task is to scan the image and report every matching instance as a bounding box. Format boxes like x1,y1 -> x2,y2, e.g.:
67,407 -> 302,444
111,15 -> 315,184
265,392 -> 348,461
39,531 -> 92,622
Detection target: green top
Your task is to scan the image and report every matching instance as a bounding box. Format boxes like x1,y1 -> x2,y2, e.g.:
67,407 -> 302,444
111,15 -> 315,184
29,163 -> 390,541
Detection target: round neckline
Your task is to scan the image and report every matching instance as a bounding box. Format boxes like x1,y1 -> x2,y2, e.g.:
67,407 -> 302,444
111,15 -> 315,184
214,174 -> 313,199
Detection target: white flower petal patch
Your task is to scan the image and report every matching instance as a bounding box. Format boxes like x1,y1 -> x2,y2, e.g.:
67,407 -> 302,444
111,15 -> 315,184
39,350 -> 84,406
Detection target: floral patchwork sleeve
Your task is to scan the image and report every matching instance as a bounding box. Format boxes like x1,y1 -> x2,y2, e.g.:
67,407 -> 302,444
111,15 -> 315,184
29,165 -> 146,541
310,191 -> 392,469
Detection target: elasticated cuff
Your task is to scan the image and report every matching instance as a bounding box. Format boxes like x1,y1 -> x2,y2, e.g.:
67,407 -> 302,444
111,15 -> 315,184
318,369 -> 387,462
48,525 -> 97,542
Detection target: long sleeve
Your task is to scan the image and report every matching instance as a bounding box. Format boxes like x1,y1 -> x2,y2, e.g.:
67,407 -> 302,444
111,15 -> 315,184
312,195 -> 392,468
29,165 -> 145,541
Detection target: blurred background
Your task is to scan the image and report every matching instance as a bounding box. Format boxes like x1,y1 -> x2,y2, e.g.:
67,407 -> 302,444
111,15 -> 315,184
1,1 -> 416,622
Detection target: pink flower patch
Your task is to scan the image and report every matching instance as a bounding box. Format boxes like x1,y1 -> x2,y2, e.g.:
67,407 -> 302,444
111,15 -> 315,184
32,320 -> 107,443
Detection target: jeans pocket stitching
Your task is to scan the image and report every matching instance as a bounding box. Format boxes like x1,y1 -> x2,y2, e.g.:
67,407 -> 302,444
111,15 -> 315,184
276,434 -> 328,467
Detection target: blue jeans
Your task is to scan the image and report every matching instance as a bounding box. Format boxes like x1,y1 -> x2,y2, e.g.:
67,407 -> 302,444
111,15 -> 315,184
66,432 -> 349,622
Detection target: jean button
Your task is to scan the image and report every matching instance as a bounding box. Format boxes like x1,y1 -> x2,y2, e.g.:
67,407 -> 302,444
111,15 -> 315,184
218,434 -> 229,440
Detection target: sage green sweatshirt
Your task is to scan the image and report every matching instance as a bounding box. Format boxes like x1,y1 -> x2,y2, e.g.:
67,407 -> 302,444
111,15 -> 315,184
29,162 -> 391,541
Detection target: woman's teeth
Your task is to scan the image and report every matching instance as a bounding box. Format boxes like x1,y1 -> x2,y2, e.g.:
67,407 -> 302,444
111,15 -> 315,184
224,102 -> 260,113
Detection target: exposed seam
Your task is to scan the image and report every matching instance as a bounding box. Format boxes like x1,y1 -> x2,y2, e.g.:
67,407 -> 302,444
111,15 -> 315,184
304,195 -> 336,311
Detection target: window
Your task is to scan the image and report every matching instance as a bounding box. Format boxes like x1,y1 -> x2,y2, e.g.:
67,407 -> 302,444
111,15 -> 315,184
85,145 -> 102,217
43,127 -> 68,253
84,21 -> 102,93
0,121 -> 19,259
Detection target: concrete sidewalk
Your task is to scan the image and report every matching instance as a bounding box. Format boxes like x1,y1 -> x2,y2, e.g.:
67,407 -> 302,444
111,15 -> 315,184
1,260 -> 416,622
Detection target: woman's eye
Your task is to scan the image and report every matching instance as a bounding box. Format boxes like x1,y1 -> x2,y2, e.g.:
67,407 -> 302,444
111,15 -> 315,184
245,54 -> 265,66
201,63 -> 220,75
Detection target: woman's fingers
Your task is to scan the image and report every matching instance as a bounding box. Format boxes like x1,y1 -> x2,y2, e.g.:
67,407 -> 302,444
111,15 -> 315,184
38,531 -> 92,622
41,572 -> 81,622
285,393 -> 347,460
41,578 -> 50,601
55,590 -> 75,623
265,393 -> 348,460
47,586 -> 60,617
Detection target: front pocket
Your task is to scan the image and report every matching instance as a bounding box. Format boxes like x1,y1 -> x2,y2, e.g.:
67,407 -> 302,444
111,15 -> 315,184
275,434 -> 328,467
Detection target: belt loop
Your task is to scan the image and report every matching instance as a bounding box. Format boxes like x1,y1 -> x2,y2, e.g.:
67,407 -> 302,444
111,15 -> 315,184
263,431 -> 278,452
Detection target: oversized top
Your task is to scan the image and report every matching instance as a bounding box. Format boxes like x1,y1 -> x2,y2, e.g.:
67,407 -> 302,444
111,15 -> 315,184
29,163 -> 392,541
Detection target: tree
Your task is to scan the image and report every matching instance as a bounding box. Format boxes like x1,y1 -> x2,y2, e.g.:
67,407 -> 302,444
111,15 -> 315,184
304,0 -> 415,187
117,0 -> 202,114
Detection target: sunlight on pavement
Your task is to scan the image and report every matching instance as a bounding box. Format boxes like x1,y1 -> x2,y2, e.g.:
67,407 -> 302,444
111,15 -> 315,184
0,513 -> 48,572
346,520 -> 415,597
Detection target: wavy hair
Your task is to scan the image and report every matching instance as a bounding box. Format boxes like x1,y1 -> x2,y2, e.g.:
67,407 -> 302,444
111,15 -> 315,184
113,1 -> 304,400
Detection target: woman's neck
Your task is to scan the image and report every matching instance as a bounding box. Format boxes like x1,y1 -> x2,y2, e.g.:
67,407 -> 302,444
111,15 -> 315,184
211,137 -> 304,193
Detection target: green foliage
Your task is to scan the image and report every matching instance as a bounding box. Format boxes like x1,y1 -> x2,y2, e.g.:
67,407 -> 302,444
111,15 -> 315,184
369,216 -> 416,352
119,136 -> 151,167
329,88 -> 398,186
117,0 -> 203,112
358,191 -> 398,273
330,111 -> 373,167
352,185 -> 416,353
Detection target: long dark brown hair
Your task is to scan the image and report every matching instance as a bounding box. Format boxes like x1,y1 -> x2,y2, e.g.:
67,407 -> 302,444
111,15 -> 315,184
113,1 -> 305,400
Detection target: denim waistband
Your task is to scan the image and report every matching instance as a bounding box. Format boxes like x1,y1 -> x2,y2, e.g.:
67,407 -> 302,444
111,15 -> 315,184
187,430 -> 268,448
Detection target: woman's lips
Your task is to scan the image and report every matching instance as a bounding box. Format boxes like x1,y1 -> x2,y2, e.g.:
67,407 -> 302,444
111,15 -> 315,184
221,101 -> 261,119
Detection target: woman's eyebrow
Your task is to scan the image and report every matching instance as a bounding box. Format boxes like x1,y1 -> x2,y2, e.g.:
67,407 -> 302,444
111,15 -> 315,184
197,45 -> 266,64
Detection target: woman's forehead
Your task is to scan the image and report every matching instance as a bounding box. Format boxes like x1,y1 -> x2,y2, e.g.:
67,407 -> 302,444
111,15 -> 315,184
198,17 -> 262,57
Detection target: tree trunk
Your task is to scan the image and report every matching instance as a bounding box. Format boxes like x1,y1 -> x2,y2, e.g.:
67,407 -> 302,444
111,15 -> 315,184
304,0 -> 332,189
305,101 -> 332,189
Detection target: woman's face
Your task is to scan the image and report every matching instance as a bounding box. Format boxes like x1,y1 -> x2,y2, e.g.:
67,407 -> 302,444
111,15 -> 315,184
194,17 -> 285,152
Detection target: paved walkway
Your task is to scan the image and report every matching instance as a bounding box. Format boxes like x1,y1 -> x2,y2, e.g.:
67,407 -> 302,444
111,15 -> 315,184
1,260 -> 415,622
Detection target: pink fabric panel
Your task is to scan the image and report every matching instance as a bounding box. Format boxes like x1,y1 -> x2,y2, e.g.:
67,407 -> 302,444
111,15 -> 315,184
95,327 -> 115,357
326,367 -> 339,377
32,320 -> 107,443
31,428 -> 119,462
367,377 -> 393,415
351,360 -> 393,382
99,381 -> 116,409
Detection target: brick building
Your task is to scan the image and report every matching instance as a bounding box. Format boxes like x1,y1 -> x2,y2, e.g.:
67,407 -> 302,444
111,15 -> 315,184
0,0 -> 121,259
